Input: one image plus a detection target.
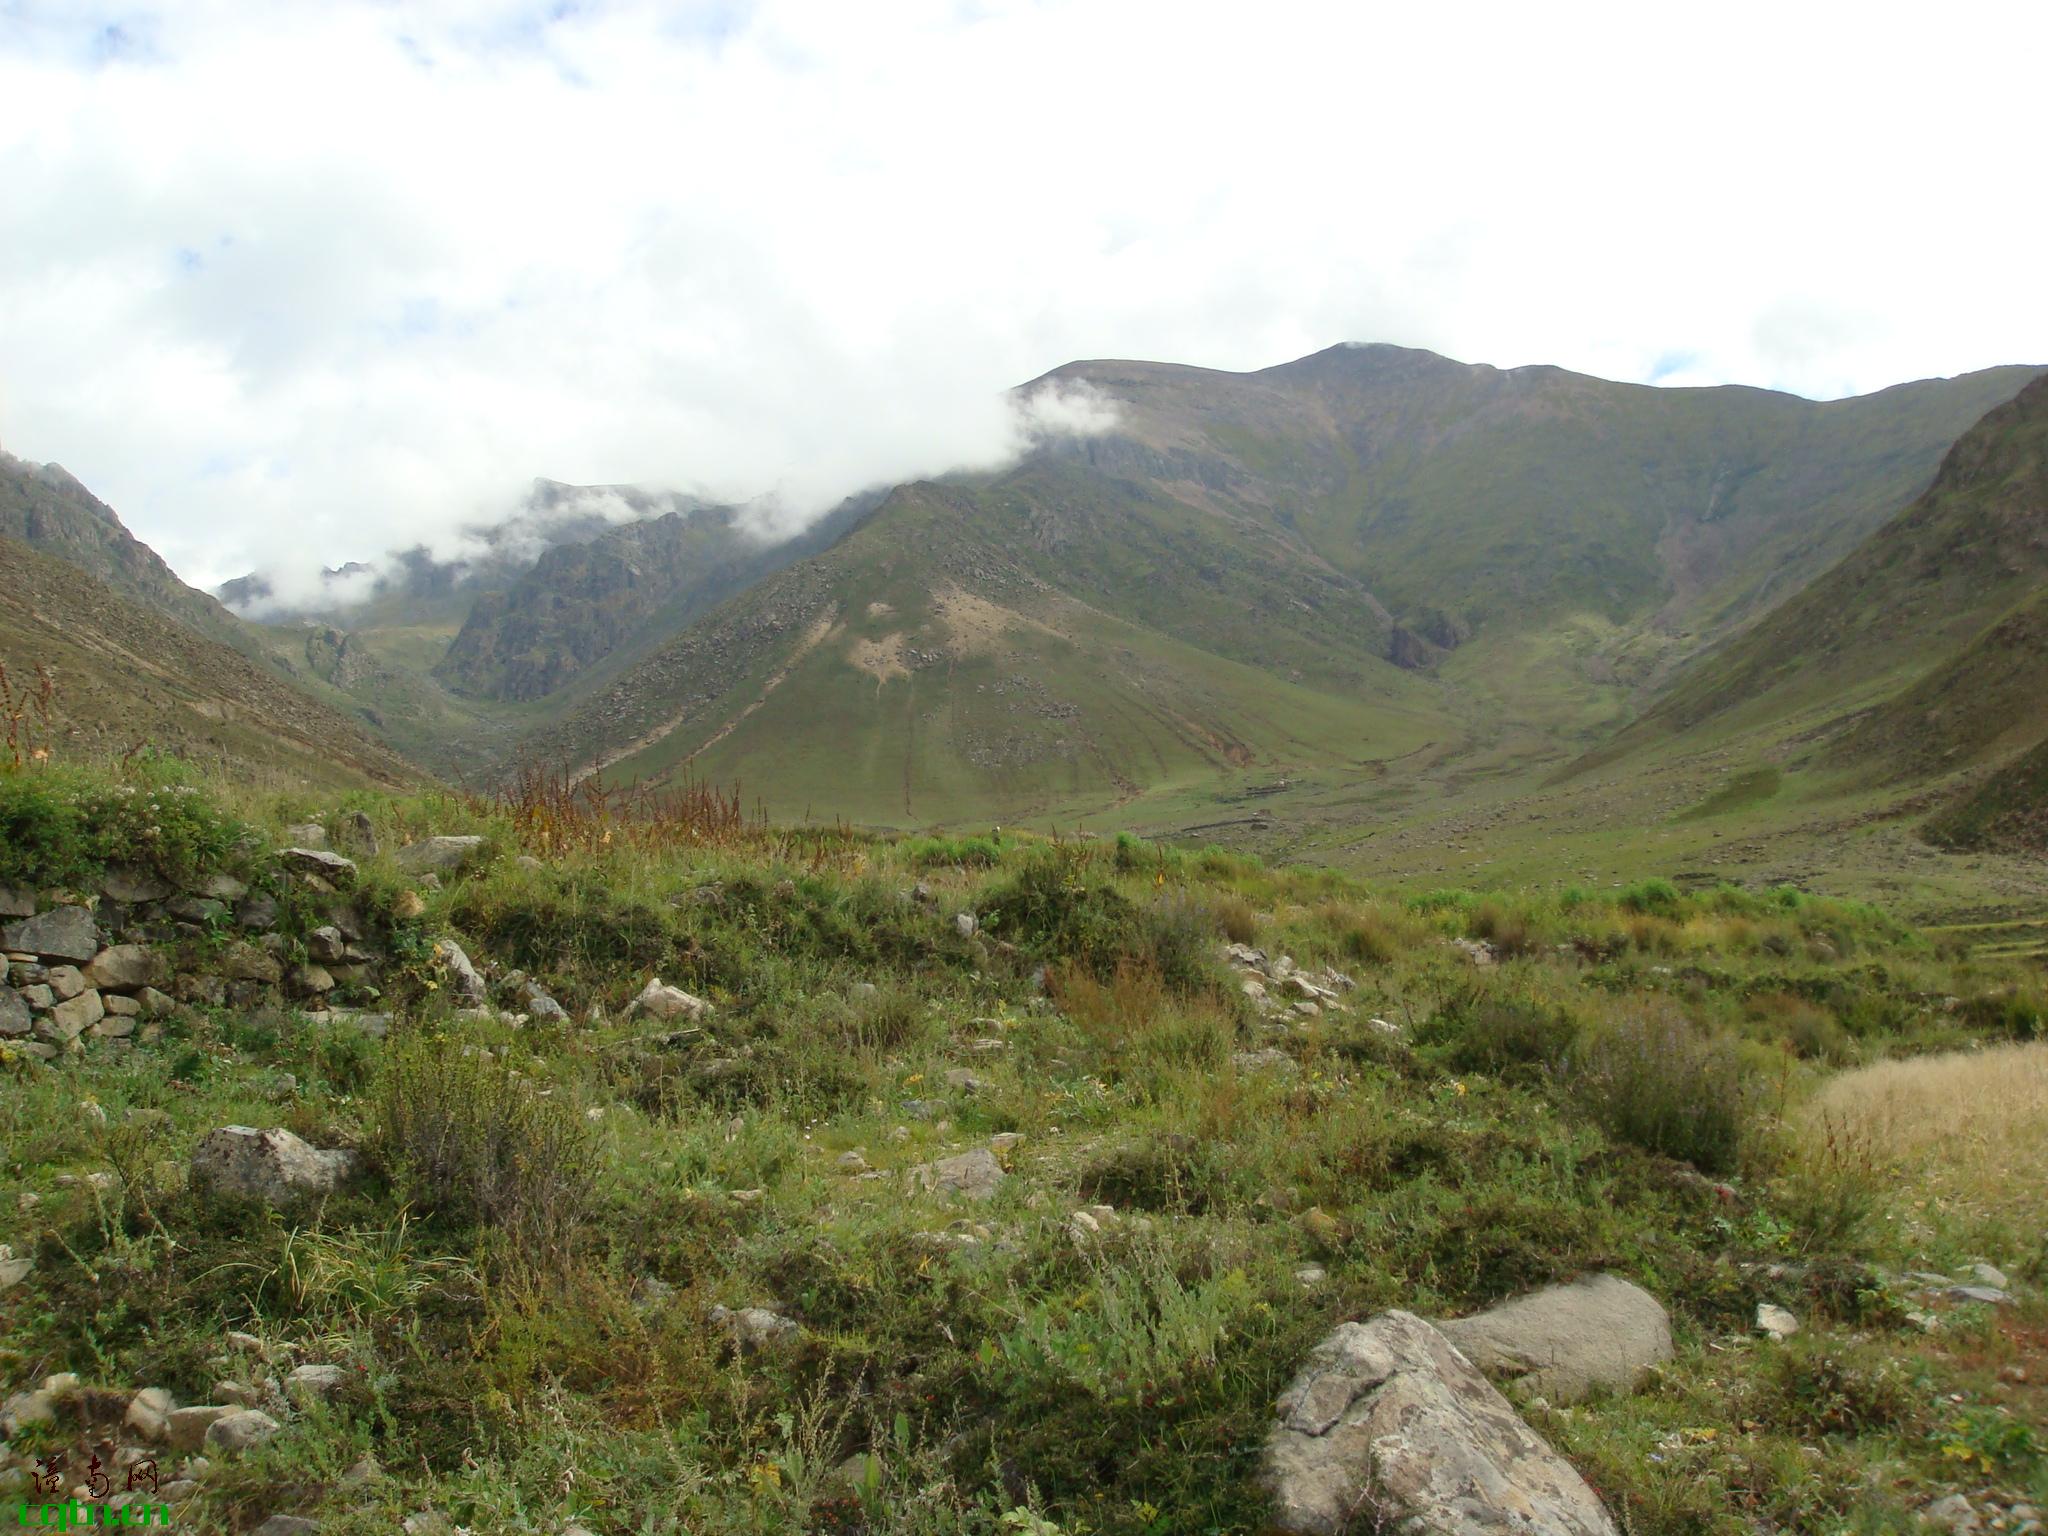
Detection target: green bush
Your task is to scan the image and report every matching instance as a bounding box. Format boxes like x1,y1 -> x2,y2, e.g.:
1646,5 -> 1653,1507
1618,878 -> 1682,916
373,1033 -> 601,1257
978,847 -> 1137,974
1567,1007 -> 1750,1174
0,765 -> 244,887
1417,993 -> 1580,1080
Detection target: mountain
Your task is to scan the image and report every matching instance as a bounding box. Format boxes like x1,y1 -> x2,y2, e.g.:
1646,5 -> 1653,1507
435,493 -> 873,703
523,345 -> 2040,829
2,451 -> 253,651
0,531 -> 420,788
1603,373 -> 2048,778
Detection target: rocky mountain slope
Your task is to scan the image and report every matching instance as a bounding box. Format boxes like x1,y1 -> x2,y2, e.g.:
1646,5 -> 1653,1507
0,533 -> 420,789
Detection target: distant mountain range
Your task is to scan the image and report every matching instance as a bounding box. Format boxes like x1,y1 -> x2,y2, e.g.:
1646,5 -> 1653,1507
3,345 -> 2043,898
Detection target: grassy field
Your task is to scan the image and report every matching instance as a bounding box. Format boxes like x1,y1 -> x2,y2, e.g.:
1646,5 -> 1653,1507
2,755 -> 2044,1534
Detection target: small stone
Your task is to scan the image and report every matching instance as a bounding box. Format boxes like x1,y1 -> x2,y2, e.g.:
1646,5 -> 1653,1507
235,895 -> 281,931
988,1132 -> 1025,1153
953,911 -> 978,938
1755,1303 -> 1799,1340
1964,1262 -> 2010,1290
253,1517 -> 322,1536
908,1148 -> 1005,1200
942,1068 -> 986,1092
277,847 -> 357,884
433,938 -> 488,1004
135,984 -> 177,1018
124,1387 -> 173,1443
306,926 -> 347,963
282,822 -> 329,850
1295,1265 -> 1328,1287
102,992 -> 140,1017
0,988 -> 30,1037
628,977 -> 713,1022
1921,1493 -> 1983,1536
708,1303 -> 799,1348
1944,1284 -> 2013,1306
0,1244 -> 34,1291
836,1151 -> 870,1174
46,964 -> 87,1000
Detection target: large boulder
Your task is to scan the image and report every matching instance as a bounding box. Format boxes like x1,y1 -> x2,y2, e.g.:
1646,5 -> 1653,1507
277,847 -> 358,884
1,904 -> 99,963
85,944 -> 166,991
1263,1310 -> 1619,1536
628,977 -> 714,1022
907,1148 -> 1006,1201
190,1126 -> 359,1204
396,836 -> 486,875
1438,1272 -> 1673,1405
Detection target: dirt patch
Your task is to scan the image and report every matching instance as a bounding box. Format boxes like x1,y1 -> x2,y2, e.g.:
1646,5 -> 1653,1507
935,587 -> 1065,657
865,601 -> 895,620
849,632 -> 910,686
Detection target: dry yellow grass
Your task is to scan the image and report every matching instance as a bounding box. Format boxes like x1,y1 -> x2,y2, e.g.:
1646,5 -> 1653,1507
1802,1041 -> 2048,1235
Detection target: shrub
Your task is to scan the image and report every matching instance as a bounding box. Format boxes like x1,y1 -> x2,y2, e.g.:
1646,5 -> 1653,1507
1210,892 -> 1258,945
0,765 -> 244,887
1468,899 -> 1544,958
373,1034 -> 601,1257
1567,1006 -> 1750,1173
978,847 -> 1136,974
1618,878 -> 1682,916
1417,992 -> 1580,1080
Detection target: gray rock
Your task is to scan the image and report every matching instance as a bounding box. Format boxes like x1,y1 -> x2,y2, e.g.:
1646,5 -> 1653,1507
306,926 -> 347,963
1944,1285 -> 2013,1306
85,944 -> 164,991
0,988 -> 30,1037
47,988 -> 105,1039
1,904 -> 99,963
46,963 -> 87,1000
396,836 -> 486,875
629,977 -> 713,1021
253,1518 -> 322,1536
135,985 -> 177,1019
165,1404 -> 237,1452
1437,1273 -> 1673,1404
285,1362 -> 349,1404
1264,1310 -> 1619,1536
0,1242 -> 32,1290
953,911 -> 978,938
287,964 -> 336,997
283,822 -> 329,850
199,874 -> 249,901
190,1126 -> 359,1204
236,895 -> 281,931
0,883 -> 35,918
101,868 -> 173,903
164,895 -> 228,924
1964,1262 -> 2010,1290
277,847 -> 357,884
219,941 -> 284,983
433,938 -> 488,1004
204,1407 -> 282,1453
908,1148 -> 1005,1201
708,1303 -> 800,1348
1922,1494 -> 1984,1535
519,983 -> 567,1023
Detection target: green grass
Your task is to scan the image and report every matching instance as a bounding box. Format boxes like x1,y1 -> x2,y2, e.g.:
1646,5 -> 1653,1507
3,759 -> 2044,1535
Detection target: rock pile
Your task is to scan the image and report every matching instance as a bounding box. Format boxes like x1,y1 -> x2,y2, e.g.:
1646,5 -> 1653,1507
1219,943 -> 1356,1023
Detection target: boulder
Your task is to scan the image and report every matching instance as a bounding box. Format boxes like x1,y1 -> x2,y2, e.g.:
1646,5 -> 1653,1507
124,1387 -> 173,1443
629,977 -> 714,1022
337,810 -> 379,858
283,822 -> 329,849
306,926 -> 347,963
277,847 -> 357,884
101,868 -> 173,903
285,1362 -> 349,1405
219,942 -> 284,984
190,1126 -> 359,1204
1437,1273 -> 1672,1404
0,989 -> 30,1037
135,985 -> 177,1019
85,944 -> 165,991
46,963 -> 87,1000
708,1304 -> 800,1348
1755,1303 -> 1799,1340
205,1407 -> 282,1453
1,904 -> 99,963
1264,1310 -> 1619,1536
908,1148 -> 1005,1200
236,895 -> 281,931
288,964 -> 336,998
0,883 -> 35,918
395,836 -> 486,875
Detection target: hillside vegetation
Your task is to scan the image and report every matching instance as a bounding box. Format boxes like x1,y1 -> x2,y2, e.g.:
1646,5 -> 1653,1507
1,753 -> 2043,1535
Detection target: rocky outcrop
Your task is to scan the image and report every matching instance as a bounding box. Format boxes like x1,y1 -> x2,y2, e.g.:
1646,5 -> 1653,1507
1437,1273 -> 1673,1404
1263,1310 -> 1618,1536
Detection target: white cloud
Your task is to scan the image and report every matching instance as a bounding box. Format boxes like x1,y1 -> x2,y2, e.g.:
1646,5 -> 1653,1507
0,0 -> 2043,590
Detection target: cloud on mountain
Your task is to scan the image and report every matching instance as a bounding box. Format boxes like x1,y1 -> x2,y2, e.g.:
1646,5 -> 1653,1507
0,0 -> 2042,591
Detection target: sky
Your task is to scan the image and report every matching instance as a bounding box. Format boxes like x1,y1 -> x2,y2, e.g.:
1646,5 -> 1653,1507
2,0 -> 2045,598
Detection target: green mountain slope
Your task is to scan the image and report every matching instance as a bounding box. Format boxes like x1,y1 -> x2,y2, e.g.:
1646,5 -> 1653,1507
1604,373 -> 2048,772
0,532 -> 421,788
521,346 -> 2039,831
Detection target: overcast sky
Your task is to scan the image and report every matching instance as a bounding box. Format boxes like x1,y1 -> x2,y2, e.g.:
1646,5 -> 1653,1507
3,0 -> 2044,594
